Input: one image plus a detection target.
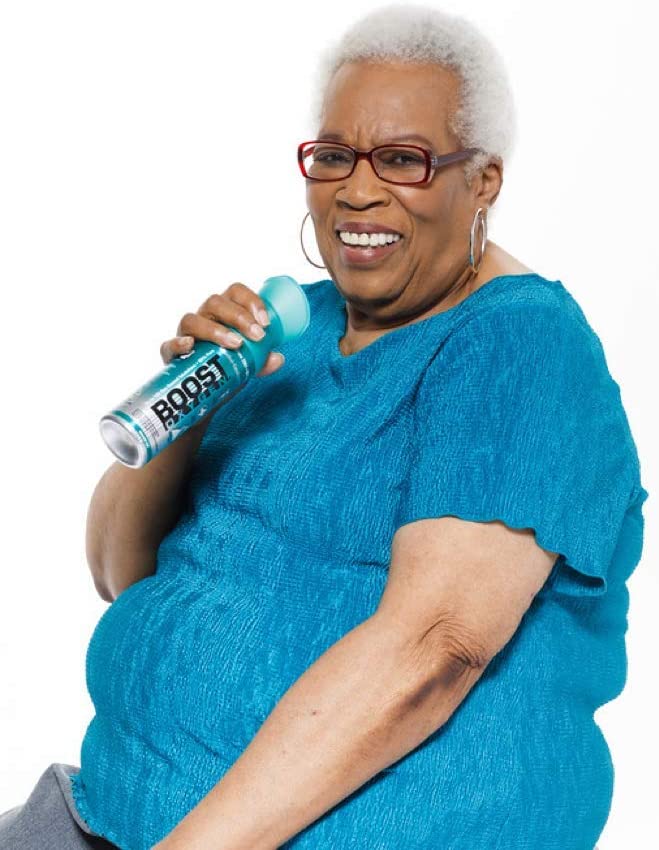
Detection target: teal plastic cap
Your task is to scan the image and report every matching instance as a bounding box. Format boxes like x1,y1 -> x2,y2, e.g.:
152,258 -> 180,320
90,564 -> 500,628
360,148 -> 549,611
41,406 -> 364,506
258,275 -> 310,343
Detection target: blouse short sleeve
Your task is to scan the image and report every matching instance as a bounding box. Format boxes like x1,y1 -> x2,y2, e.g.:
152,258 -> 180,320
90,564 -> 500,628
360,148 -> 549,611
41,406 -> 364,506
395,302 -> 641,598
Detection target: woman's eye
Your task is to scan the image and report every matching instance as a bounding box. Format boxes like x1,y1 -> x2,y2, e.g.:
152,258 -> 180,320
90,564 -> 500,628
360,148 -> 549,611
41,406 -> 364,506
316,152 -> 350,163
392,154 -> 422,166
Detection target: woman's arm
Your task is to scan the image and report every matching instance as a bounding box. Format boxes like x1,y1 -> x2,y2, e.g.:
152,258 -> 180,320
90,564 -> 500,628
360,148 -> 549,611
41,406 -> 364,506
88,280 -> 279,601
86,411 -> 215,601
152,515 -> 556,850
152,609 -> 484,850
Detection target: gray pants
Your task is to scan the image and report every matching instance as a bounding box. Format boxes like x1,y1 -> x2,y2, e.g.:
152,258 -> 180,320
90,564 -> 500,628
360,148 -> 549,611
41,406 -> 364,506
0,763 -> 118,849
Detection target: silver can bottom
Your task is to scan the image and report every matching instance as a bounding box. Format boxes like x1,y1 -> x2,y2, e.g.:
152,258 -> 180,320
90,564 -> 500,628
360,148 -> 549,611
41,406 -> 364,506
99,414 -> 148,468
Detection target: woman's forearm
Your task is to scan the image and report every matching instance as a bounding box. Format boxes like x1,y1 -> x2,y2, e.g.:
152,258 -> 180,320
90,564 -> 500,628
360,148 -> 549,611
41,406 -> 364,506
153,612 -> 483,850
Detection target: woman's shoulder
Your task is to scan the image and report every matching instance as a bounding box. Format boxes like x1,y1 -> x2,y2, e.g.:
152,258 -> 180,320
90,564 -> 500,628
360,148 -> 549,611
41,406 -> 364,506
456,239 -> 602,338
448,272 -> 577,344
429,271 -> 618,403
473,243 -> 589,332
474,243 -> 573,318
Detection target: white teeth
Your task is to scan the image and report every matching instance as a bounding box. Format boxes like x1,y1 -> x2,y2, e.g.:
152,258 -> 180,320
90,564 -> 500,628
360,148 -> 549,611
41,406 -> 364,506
339,230 -> 401,247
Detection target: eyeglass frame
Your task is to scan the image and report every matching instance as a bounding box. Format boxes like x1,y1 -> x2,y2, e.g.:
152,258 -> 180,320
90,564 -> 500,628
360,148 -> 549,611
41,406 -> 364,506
297,138 -> 483,186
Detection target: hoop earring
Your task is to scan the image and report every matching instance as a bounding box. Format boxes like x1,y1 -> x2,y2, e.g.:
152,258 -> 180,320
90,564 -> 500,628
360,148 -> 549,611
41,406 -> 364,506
300,211 -> 327,269
469,207 -> 488,273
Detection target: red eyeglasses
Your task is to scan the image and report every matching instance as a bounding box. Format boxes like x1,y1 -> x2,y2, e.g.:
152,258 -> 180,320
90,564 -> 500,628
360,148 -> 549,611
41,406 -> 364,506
297,139 -> 482,186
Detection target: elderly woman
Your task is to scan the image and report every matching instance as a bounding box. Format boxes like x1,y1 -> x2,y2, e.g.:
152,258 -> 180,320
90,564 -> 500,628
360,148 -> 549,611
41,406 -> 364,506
1,5 -> 649,850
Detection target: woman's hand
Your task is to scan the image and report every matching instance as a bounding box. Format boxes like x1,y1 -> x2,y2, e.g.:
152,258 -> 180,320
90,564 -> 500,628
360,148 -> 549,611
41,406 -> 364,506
159,281 -> 285,377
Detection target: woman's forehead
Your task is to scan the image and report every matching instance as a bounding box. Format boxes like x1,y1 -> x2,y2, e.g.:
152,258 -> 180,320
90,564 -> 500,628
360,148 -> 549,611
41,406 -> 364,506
324,60 -> 459,102
316,128 -> 439,150
319,62 -> 457,149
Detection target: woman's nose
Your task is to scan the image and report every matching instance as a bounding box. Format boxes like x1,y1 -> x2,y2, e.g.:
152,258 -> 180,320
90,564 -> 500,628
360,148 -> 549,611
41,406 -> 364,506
339,156 -> 388,202
352,154 -> 381,183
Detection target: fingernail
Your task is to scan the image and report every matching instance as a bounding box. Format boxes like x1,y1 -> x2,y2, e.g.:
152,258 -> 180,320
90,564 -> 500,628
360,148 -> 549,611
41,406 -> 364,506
225,331 -> 242,345
249,323 -> 265,340
257,308 -> 270,326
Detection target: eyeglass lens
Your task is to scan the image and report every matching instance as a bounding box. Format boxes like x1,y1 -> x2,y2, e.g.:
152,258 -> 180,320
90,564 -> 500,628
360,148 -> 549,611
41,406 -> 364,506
302,143 -> 427,183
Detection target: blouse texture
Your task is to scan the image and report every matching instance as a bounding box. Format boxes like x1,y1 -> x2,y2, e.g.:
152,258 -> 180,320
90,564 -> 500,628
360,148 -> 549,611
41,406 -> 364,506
70,272 -> 649,850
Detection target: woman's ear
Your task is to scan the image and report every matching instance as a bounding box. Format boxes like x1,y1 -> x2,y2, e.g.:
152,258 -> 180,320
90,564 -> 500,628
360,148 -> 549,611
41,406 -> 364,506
474,158 -> 503,208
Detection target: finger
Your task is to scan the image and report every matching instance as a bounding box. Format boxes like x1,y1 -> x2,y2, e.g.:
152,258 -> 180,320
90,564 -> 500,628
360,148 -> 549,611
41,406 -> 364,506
199,291 -> 269,341
221,282 -> 271,327
160,335 -> 195,364
256,351 -> 285,377
177,311 -> 245,348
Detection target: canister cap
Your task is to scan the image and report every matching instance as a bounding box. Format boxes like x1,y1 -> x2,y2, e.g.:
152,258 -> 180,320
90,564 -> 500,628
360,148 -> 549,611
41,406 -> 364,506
259,275 -> 310,343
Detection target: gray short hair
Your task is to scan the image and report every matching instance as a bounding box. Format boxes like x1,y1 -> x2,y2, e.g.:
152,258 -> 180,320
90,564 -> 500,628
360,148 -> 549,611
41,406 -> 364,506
310,3 -> 517,187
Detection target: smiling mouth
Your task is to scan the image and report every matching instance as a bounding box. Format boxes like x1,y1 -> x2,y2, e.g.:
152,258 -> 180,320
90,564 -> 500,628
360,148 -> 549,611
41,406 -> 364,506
333,230 -> 404,265
334,230 -> 404,248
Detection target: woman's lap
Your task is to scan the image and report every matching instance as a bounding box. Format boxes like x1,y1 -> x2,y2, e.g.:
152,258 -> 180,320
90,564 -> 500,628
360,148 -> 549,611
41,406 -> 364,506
0,762 -> 605,850
0,763 -> 118,849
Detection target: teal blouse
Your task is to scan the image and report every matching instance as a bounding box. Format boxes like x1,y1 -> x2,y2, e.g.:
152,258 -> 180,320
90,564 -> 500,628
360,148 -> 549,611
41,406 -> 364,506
70,273 -> 649,849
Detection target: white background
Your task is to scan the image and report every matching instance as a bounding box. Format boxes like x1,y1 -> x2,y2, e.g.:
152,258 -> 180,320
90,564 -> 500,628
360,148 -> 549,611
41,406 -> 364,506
0,1 -> 656,847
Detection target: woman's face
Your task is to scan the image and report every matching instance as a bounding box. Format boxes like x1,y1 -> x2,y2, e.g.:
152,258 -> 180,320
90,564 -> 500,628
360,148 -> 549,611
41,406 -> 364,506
307,60 -> 500,326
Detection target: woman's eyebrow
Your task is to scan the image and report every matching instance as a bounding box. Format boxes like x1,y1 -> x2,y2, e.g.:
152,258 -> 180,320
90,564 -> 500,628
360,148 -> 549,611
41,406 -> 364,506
317,130 -> 437,148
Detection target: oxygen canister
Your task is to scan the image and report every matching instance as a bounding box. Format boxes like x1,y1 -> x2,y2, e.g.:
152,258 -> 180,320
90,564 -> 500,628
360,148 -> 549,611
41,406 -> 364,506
99,274 -> 310,468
